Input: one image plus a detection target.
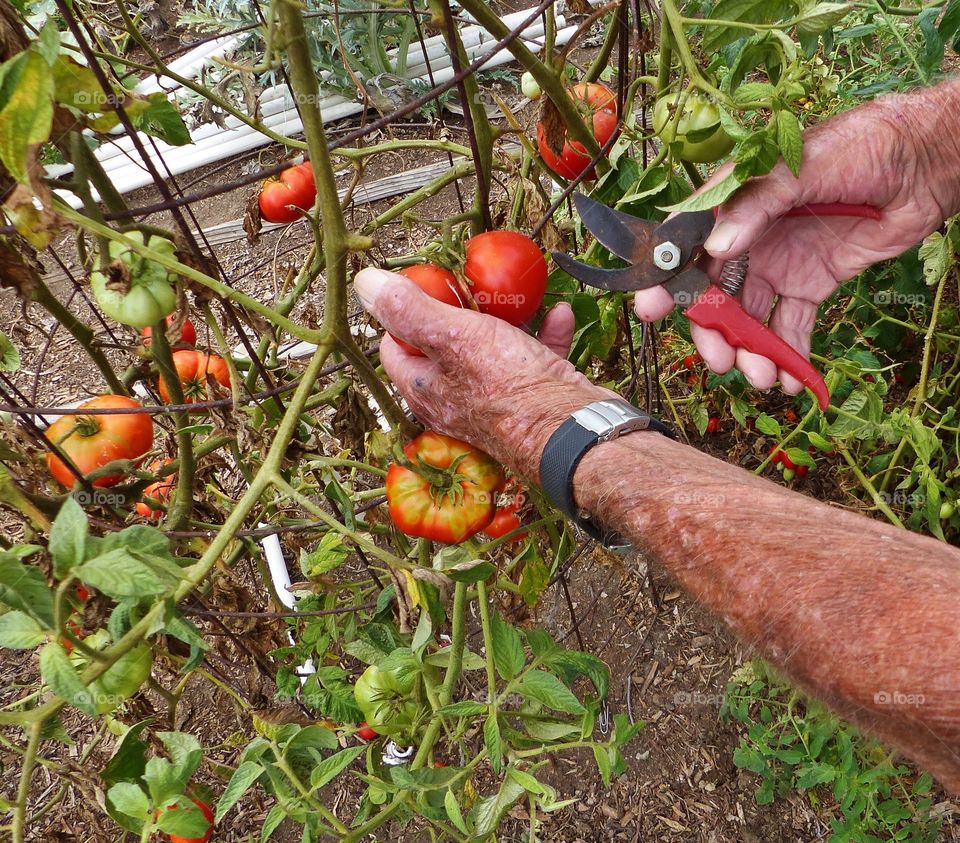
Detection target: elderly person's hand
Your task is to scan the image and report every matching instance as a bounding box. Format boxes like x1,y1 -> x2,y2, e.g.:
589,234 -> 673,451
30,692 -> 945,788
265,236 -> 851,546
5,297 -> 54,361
635,79 -> 960,394
354,269 -> 611,478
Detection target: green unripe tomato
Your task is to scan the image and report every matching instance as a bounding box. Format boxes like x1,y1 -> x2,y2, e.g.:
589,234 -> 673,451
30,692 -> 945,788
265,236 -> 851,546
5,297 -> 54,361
91,231 -> 178,328
521,71 -> 541,100
652,93 -> 734,164
941,501 -> 956,520
79,631 -> 153,714
353,655 -> 419,739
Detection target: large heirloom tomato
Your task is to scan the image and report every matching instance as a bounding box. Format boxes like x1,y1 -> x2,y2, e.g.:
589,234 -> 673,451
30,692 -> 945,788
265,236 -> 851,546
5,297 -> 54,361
353,651 -> 419,737
386,432 -> 505,544
392,264 -> 466,355
536,82 -> 618,181
463,231 -> 547,326
652,93 -> 734,163
91,232 -> 178,328
159,351 -> 231,407
46,395 -> 154,487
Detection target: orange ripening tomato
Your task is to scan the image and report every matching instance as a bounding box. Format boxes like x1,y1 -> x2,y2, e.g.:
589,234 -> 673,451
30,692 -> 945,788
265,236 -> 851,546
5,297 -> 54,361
141,315 -> 197,348
159,351 -> 231,408
46,395 -> 154,488
392,264 -> 466,356
165,798 -> 215,843
536,82 -> 618,181
258,162 -> 316,224
386,432 -> 505,544
136,458 -> 175,519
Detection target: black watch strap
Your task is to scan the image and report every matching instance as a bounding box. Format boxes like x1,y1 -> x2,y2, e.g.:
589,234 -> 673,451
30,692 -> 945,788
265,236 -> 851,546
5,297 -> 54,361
539,399 -> 673,547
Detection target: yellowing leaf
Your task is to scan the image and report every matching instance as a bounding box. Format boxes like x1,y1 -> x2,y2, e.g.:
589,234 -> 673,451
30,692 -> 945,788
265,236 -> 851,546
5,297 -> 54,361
0,50 -> 53,183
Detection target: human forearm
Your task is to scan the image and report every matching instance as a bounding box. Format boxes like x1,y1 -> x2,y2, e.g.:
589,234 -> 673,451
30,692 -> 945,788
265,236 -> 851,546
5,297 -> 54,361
568,429 -> 960,790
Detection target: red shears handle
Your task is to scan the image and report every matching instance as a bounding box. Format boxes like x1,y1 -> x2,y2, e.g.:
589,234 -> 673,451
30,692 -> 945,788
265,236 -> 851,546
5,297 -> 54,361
688,203 -> 879,411
684,288 -> 831,410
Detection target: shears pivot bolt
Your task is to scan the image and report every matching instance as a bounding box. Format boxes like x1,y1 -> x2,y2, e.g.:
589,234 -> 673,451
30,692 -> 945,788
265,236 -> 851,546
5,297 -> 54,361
653,241 -> 681,270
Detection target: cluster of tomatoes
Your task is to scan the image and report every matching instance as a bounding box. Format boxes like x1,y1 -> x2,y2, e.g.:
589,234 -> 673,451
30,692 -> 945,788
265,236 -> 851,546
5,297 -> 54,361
46,314 -> 231,521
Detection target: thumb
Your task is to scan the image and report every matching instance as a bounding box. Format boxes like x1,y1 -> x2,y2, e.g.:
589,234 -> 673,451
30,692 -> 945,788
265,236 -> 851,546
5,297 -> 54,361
354,267 -> 479,361
703,166 -> 802,259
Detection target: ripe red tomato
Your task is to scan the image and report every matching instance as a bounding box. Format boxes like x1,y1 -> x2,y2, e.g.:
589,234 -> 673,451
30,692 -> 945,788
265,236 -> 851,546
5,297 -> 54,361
463,232 -> 547,325
159,351 -> 231,408
258,162 -> 316,224
387,432 -> 505,544
165,798 -> 214,843
75,583 -> 90,602
46,395 -> 154,488
136,458 -> 175,519
484,493 -> 528,542
536,83 -> 618,181
141,316 -> 197,348
706,417 -> 720,434
357,721 -> 379,742
393,264 -> 466,355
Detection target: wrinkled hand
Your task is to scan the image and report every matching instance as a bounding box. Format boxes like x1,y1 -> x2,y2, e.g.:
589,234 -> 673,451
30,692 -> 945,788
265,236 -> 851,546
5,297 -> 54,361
354,268 -> 611,479
635,80 -> 960,394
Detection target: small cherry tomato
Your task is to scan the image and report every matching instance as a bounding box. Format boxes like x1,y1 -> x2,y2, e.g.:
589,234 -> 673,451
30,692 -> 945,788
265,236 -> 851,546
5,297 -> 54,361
706,417 -> 720,434
136,458 -> 175,519
392,264 -> 466,355
521,71 -> 541,100
536,82 -> 618,180
795,465 -> 809,479
258,163 -> 317,224
784,408 -> 799,423
484,493 -> 528,542
46,395 -> 154,488
75,583 -> 91,602
141,316 -> 197,348
357,722 -> 379,742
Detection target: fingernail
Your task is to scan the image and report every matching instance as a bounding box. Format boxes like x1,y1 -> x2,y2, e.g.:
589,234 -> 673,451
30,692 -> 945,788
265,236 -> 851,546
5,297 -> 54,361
704,220 -> 739,254
354,268 -> 394,310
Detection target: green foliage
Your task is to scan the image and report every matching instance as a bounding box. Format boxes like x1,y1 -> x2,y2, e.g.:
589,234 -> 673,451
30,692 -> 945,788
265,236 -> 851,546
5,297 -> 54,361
723,662 -> 940,842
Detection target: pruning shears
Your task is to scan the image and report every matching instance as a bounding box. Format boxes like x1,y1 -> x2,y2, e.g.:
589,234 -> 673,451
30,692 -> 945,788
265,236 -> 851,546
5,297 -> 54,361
554,194 -> 883,411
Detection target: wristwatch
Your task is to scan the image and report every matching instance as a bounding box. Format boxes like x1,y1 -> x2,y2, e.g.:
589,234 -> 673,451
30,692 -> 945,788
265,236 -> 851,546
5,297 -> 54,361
539,399 -> 674,547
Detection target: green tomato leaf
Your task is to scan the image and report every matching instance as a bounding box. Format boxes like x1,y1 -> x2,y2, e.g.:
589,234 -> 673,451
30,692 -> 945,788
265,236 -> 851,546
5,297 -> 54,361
515,670 -> 585,715
732,81 -> 778,105
157,799 -> 210,837
659,171 -> 742,213
39,642 -> 96,715
471,775 -> 524,838
215,760 -> 266,823
437,700 -> 488,717
107,782 -> 150,820
793,2 -> 852,34
0,49 -> 54,183
0,553 -> 55,627
732,129 -> 780,182
490,612 -> 525,681
775,109 -> 803,177
308,745 -> 365,791
49,495 -> 87,578
300,532 -> 349,578
0,329 -> 20,373
755,413 -> 781,437
0,610 -> 45,649
76,548 -> 169,599
132,93 -> 190,146
483,713 -> 503,775
445,788 -> 469,835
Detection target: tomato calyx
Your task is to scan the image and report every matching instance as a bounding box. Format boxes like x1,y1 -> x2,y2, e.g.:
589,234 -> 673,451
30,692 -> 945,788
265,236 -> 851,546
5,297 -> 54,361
403,451 -> 474,508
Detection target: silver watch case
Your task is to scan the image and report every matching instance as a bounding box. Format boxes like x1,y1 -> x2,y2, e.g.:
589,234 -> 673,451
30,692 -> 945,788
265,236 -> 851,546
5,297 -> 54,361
571,399 -> 652,443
